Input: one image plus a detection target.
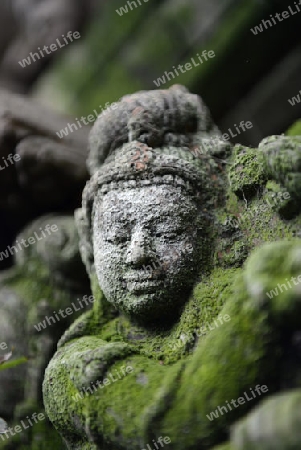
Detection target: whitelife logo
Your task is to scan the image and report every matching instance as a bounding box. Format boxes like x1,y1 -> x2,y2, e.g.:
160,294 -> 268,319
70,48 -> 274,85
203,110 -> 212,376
266,274 -> 301,299
153,50 -> 215,87
288,89 -> 301,106
250,1 -> 301,35
18,31 -> 81,68
168,314 -> 231,351
0,224 -> 58,261
0,342 -> 8,352
0,153 -> 21,171
206,385 -> 269,421
140,436 -> 171,450
56,101 -> 118,139
0,412 -> 45,441
72,365 -> 133,402
220,120 -> 253,141
228,191 -> 291,230
116,0 -> 149,16
34,295 -> 95,332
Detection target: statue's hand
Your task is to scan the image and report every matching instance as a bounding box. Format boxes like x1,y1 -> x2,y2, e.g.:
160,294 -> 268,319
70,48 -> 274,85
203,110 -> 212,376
231,390 -> 301,450
66,340 -> 133,390
243,240 -> 301,329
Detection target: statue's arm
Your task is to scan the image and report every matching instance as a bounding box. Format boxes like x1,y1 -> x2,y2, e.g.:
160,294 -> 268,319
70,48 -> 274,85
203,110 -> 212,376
43,287 -> 271,450
145,237 -> 301,449
43,334 -> 185,449
230,390 -> 301,449
221,239 -> 301,450
43,240 -> 301,449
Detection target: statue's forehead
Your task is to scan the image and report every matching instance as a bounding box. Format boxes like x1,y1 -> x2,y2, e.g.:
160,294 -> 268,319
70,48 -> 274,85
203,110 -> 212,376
94,186 -> 197,226
97,185 -> 194,210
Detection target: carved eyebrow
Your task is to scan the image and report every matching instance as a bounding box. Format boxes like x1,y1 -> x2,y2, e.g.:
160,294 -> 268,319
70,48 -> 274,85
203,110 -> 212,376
153,210 -> 186,225
155,223 -> 186,234
101,211 -> 127,223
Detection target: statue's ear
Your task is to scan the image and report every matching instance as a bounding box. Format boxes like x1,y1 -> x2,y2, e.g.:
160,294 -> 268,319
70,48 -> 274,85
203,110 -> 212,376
75,207 -> 95,277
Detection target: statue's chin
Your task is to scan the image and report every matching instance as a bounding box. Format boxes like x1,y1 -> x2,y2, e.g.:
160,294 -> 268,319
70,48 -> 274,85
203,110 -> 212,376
107,288 -> 186,326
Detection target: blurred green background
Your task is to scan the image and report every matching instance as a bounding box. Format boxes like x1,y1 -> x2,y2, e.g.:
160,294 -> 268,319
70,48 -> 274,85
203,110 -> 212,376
0,0 -> 301,146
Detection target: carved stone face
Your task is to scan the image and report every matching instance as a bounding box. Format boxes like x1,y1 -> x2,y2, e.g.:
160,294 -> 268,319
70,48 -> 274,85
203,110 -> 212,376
92,184 -> 201,324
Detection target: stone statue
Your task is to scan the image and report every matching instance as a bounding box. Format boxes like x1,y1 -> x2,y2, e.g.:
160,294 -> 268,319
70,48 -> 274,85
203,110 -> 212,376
0,215 -> 91,450
43,85 -> 301,449
0,91 -> 91,450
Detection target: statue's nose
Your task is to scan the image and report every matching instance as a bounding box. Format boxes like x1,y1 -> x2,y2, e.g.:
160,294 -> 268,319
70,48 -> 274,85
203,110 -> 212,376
126,228 -> 153,266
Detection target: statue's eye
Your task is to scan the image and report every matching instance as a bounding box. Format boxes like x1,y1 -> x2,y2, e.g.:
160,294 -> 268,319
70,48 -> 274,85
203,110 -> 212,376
102,228 -> 129,244
155,231 -> 178,240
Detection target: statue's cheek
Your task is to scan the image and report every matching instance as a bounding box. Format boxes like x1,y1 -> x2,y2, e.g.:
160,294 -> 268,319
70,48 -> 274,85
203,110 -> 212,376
158,242 -> 194,273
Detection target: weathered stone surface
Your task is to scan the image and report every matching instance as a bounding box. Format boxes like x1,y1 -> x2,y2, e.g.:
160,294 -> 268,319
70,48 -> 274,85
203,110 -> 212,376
0,89 -> 89,154
88,84 -> 220,172
43,85 -> 301,449
0,90 -> 90,268
0,215 -> 91,449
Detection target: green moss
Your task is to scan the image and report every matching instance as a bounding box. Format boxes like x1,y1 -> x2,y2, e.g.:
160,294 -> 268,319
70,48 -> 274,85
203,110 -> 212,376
156,271 -> 275,449
228,145 -> 266,199
43,262 -> 278,449
285,119 -> 301,136
43,168 -> 301,449
3,260 -> 69,322
0,254 -> 90,450
42,134 -> 301,449
212,444 -> 233,450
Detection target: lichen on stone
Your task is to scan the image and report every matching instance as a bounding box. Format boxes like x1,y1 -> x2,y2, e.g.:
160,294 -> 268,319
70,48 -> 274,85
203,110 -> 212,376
43,86 -> 301,450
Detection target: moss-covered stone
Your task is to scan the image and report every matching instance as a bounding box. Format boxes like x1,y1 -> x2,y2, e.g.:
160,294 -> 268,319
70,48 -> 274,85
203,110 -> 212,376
228,145 -> 266,200
42,88 -> 301,449
0,215 -> 91,450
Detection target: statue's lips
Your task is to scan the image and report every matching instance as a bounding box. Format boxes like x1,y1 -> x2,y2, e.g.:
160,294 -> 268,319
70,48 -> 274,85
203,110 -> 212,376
122,271 -> 165,292
127,281 -> 164,293
123,279 -> 164,293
